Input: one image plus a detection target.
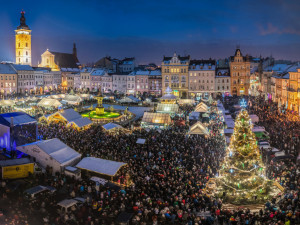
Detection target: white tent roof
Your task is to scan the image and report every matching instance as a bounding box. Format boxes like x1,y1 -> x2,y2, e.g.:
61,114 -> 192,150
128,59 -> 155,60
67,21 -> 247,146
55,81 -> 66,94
142,112 -> 171,124
187,121 -> 209,135
102,123 -> 123,131
0,100 -> 15,106
136,138 -> 146,144
17,138 -> 81,167
156,103 -> 179,113
178,99 -> 195,105
37,98 -> 62,108
57,199 -> 78,208
63,95 -> 82,104
76,157 -> 126,176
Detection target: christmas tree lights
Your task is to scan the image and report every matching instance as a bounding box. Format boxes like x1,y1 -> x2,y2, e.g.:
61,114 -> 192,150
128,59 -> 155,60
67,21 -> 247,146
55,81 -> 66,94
216,109 -> 280,204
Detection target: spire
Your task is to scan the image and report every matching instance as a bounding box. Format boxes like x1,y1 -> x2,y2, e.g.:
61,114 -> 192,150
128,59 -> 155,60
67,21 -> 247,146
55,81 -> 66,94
17,9 -> 29,30
73,43 -> 77,58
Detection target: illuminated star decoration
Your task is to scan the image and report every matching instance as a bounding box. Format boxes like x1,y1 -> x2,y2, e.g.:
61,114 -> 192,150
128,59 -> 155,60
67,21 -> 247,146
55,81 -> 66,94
240,99 -> 247,108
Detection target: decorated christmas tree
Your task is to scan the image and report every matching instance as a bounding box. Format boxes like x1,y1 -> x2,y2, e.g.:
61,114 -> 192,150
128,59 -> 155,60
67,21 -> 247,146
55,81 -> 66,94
216,109 -> 280,204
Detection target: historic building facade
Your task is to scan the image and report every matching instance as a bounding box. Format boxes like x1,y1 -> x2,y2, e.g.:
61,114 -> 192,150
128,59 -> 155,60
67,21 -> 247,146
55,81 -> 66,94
188,60 -> 216,97
161,53 -> 190,98
230,48 -> 251,96
15,11 -> 31,66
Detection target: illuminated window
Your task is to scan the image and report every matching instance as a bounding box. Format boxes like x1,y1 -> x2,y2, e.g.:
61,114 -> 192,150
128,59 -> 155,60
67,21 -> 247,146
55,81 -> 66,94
26,51 -> 28,56
19,51 -> 20,56
18,43 -> 20,47
26,43 -> 28,47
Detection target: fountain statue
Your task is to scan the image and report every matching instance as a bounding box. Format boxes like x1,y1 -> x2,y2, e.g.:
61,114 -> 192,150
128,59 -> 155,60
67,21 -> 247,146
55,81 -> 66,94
94,89 -> 105,115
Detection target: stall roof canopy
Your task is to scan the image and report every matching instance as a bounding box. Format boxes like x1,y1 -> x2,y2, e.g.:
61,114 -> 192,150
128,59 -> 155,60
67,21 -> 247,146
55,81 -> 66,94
194,102 -> 208,112
63,95 -> 82,104
142,112 -> 171,124
17,138 -> 81,166
76,157 -> 127,176
57,199 -> 78,208
25,185 -> 47,196
136,138 -> 146,144
178,99 -> 195,105
0,100 -> 15,106
189,111 -> 200,120
187,121 -> 209,135
0,158 -> 31,167
156,103 -> 179,113
102,123 -> 123,131
37,98 -> 62,108
0,112 -> 37,126
54,108 -> 92,128
69,117 -> 93,128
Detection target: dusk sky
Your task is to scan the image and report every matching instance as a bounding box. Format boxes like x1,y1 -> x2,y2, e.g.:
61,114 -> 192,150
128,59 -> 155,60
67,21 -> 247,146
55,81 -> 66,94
1,0 -> 300,65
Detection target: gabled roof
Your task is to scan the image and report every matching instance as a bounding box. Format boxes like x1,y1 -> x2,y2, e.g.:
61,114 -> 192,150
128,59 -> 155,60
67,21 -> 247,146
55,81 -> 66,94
0,64 -> 17,74
91,68 -> 106,76
188,121 -> 209,135
59,108 -> 82,122
163,55 -> 190,62
10,64 -> 34,71
17,138 -> 81,166
49,51 -> 79,68
68,117 -> 93,128
0,112 -> 36,126
103,123 -> 123,131
76,157 -> 126,176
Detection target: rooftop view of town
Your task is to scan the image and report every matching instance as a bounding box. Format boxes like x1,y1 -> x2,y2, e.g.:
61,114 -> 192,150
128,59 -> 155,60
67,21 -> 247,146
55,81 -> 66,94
0,1 -> 299,225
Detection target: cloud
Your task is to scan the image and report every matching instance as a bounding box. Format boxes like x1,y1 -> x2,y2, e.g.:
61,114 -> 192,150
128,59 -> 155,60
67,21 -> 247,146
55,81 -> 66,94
258,23 -> 300,36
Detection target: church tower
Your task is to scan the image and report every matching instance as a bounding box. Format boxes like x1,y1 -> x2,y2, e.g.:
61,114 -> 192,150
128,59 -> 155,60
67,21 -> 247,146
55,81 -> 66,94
15,10 -> 31,65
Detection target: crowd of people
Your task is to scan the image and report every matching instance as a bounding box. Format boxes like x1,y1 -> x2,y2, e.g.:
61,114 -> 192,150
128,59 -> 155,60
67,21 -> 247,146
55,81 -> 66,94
0,96 -> 299,225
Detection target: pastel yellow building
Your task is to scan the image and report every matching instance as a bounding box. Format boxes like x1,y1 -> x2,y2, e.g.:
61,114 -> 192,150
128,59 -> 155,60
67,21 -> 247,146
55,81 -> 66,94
15,10 -> 31,65
38,50 -> 60,71
161,53 -> 190,98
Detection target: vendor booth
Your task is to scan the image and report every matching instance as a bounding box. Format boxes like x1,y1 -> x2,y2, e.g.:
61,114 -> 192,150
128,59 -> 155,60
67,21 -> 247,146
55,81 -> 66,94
76,157 -> 129,186
44,108 -> 93,130
17,138 -> 82,175
187,121 -> 209,136
178,99 -> 195,106
102,123 -> 125,134
62,95 -> 82,105
118,95 -> 141,104
37,98 -> 62,108
194,102 -> 208,113
156,103 -> 179,114
141,112 -> 172,129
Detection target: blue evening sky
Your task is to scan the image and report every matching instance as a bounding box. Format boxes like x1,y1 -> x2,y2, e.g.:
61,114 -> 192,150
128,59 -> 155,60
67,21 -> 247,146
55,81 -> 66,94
0,0 -> 300,65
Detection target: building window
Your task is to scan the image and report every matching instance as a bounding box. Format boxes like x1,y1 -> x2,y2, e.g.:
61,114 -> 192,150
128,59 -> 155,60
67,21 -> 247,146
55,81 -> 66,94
26,51 -> 28,56
26,43 -> 28,47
